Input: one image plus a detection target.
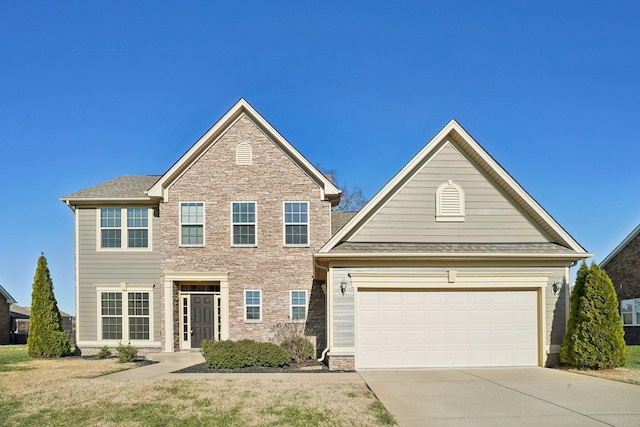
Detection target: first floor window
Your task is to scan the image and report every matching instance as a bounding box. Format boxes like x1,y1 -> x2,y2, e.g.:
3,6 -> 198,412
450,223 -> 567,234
621,298 -> 640,326
245,290 -> 261,321
181,202 -> 204,246
290,290 -> 307,321
100,290 -> 152,341
284,202 -> 309,245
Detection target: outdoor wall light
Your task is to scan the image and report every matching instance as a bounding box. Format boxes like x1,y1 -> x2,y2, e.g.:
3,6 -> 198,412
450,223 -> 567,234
552,282 -> 559,295
340,278 -> 348,295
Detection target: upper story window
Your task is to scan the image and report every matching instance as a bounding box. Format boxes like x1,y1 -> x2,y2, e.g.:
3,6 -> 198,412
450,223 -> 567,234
284,202 -> 309,246
236,142 -> 253,165
232,202 -> 256,246
180,202 -> 204,246
436,180 -> 465,222
99,208 -> 149,249
621,298 -> 640,326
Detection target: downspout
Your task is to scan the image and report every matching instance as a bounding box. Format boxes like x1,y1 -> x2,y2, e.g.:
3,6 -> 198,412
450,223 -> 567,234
315,261 -> 330,363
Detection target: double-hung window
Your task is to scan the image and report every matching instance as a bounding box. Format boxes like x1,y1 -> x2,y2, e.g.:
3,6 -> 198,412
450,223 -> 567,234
99,208 -> 149,249
244,290 -> 261,321
290,290 -> 307,321
284,202 -> 309,246
621,298 -> 640,326
99,289 -> 152,341
180,202 -> 204,246
232,202 -> 256,246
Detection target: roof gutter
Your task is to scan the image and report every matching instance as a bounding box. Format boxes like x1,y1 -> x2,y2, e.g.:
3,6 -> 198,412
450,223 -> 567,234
314,252 -> 594,262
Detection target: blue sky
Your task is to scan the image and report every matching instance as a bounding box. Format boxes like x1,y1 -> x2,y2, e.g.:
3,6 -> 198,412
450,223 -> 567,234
1,1 -> 639,314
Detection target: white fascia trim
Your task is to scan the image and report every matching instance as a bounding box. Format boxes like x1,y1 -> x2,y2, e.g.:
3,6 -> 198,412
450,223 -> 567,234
61,197 -> 155,204
314,252 -> 593,261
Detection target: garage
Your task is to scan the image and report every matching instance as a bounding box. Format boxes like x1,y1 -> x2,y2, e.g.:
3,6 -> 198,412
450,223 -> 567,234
357,289 -> 539,369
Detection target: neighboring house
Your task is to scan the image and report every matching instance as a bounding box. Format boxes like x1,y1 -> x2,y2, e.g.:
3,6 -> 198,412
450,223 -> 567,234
314,120 -> 591,369
61,99 -> 591,369
0,284 -> 17,345
9,304 -> 76,345
600,224 -> 640,344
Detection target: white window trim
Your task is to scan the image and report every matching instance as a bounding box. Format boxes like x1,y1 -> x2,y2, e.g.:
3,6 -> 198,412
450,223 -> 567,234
290,290 -> 308,322
436,180 -> 465,222
283,201 -> 310,247
179,202 -> 205,247
96,208 -> 153,251
244,289 -> 262,322
231,201 -> 258,247
621,298 -> 640,326
96,284 -> 155,345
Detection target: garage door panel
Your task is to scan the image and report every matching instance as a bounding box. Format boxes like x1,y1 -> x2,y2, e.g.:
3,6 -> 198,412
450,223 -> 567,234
357,290 -> 538,368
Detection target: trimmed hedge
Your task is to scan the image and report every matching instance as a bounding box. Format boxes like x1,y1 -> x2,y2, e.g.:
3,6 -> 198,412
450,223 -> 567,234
201,339 -> 290,369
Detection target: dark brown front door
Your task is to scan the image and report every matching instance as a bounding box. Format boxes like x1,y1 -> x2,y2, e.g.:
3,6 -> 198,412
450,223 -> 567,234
190,294 -> 213,348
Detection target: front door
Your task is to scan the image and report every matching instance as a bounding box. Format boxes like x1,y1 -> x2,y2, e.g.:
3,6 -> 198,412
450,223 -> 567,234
190,294 -> 213,348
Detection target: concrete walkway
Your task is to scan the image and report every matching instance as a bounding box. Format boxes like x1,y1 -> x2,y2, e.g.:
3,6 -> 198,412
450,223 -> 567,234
103,360 -> 362,383
359,368 -> 640,427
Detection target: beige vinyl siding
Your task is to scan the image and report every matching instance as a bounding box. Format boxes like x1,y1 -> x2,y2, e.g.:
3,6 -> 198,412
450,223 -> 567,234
350,141 -> 550,243
331,265 -> 567,356
76,207 -> 161,343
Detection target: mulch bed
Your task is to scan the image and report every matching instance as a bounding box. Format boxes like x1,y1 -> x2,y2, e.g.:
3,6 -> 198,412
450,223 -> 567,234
173,360 -> 342,374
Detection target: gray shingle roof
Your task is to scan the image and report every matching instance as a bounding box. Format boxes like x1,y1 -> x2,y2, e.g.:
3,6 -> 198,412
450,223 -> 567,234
61,175 -> 161,201
328,242 -> 579,256
331,211 -> 358,236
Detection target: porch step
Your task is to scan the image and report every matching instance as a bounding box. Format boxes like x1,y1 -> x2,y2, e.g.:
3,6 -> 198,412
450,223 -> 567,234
146,351 -> 205,363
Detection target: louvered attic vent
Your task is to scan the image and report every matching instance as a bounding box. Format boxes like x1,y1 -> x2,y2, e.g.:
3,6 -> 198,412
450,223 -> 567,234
236,143 -> 253,165
436,180 -> 465,222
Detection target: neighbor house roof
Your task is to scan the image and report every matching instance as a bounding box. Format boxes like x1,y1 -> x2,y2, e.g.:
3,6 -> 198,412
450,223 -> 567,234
61,175 -> 161,205
319,119 -> 591,258
0,284 -> 16,304
9,304 -> 73,319
146,98 -> 341,205
600,223 -> 640,268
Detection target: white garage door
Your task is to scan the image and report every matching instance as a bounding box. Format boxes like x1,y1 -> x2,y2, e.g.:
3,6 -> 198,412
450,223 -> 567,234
357,290 -> 538,368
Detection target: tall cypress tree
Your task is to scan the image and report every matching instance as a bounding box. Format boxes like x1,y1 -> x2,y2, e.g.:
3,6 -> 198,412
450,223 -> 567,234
560,262 -> 627,369
27,253 -> 72,358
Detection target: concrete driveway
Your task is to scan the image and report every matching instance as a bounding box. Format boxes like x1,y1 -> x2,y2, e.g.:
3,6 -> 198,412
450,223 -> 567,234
359,368 -> 640,426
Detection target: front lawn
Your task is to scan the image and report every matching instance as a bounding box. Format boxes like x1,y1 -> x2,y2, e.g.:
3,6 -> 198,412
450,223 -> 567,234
0,345 -> 396,426
0,345 -> 32,371
566,345 -> 640,385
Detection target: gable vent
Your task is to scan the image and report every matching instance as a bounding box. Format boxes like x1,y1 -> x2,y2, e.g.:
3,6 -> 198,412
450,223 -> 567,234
236,143 -> 253,165
436,180 -> 465,222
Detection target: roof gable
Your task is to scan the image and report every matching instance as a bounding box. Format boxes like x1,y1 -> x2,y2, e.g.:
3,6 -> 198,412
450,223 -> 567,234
320,119 -> 590,256
601,223 -> 640,268
0,284 -> 16,304
147,98 -> 340,204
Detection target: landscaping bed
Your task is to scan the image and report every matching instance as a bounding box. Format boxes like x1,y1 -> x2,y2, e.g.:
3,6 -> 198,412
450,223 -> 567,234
174,359 -> 340,374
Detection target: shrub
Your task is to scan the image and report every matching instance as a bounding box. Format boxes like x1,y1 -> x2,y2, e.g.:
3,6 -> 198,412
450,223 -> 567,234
271,322 -> 316,362
115,343 -> 138,363
281,337 -> 315,363
201,339 -> 290,369
96,346 -> 112,359
560,262 -> 628,369
27,253 -> 72,358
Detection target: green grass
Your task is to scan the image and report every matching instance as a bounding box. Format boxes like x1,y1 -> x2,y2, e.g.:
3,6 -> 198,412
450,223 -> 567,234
369,400 -> 397,426
0,345 -> 32,371
626,345 -> 640,369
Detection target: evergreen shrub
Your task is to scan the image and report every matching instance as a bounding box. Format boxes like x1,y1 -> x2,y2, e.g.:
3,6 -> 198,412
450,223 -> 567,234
115,343 -> 139,363
560,262 -> 628,369
201,339 -> 290,369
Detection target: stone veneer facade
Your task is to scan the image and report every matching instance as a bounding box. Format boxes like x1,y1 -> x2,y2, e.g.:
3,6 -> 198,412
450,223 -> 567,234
602,232 -> 640,344
159,115 -> 332,352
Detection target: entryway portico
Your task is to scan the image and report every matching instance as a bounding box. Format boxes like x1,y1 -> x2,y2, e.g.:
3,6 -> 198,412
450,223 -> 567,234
162,272 -> 229,351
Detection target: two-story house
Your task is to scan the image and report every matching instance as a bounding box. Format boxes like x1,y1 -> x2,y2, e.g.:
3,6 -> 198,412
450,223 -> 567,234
62,99 -> 591,370
61,99 -> 340,354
